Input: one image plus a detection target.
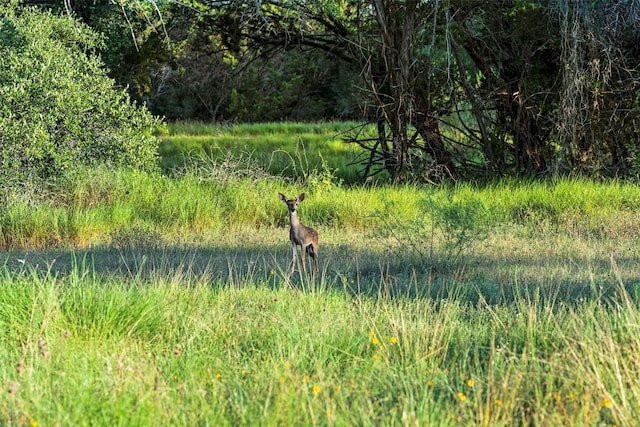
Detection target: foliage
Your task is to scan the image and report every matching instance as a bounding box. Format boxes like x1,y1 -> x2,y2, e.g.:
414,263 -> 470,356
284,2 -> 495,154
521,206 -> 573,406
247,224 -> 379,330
21,1 -> 640,181
226,49 -> 361,122
373,186 -> 491,269
0,6 -> 160,189
553,0 -> 640,175
62,0 -> 640,181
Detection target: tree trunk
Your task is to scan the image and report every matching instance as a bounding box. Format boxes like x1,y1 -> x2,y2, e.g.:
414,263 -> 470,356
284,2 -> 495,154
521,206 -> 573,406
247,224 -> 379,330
372,0 -> 416,180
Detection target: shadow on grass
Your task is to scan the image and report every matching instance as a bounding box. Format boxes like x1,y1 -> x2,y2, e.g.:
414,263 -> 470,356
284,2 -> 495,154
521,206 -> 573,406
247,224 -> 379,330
1,241 -> 639,306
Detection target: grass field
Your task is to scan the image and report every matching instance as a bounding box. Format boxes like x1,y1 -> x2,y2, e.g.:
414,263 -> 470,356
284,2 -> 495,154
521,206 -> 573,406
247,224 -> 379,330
2,122 -> 640,425
158,121 -> 374,184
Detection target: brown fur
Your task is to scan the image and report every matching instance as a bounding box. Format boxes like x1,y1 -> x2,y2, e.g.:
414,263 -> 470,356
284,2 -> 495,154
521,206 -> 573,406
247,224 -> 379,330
279,193 -> 319,274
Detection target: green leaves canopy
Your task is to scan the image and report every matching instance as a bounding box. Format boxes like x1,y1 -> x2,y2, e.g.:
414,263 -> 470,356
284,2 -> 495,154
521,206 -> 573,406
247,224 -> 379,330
0,7 -> 160,188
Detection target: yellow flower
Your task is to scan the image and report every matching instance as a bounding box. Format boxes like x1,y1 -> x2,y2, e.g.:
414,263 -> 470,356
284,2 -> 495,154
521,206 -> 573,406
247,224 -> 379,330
603,398 -> 613,408
372,354 -> 380,361
467,379 -> 474,388
495,399 -> 502,406
390,336 -> 398,345
458,392 -> 467,401
427,380 -> 434,387
302,375 -> 310,383
312,385 -> 321,395
371,336 -> 380,345
30,421 -> 38,427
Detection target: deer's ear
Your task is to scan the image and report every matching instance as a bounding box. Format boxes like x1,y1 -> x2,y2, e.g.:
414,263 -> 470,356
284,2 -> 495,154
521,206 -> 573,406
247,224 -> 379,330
279,193 -> 287,203
298,193 -> 305,202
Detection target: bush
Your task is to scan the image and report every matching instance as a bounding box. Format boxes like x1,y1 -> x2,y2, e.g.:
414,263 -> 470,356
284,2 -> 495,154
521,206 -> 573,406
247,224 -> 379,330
0,6 -> 160,189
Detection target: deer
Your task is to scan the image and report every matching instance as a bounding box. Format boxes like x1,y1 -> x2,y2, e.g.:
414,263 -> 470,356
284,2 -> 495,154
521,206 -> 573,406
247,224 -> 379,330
279,193 -> 319,274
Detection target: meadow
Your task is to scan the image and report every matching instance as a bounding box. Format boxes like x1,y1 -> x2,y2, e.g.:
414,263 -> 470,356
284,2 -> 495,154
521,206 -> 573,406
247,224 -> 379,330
2,122 -> 640,426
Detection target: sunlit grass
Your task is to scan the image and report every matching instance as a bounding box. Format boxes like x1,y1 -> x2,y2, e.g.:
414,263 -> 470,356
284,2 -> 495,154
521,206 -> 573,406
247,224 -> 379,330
159,121 -> 372,183
2,122 -> 640,425
1,262 -> 639,425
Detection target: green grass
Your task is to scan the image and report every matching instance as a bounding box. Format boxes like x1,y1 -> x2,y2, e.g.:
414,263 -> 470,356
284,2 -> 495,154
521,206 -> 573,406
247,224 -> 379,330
2,122 -> 640,425
159,121 -> 377,184
1,263 -> 639,425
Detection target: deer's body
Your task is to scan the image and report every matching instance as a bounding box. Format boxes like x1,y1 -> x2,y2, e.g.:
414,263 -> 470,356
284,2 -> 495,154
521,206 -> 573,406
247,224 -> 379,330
279,193 -> 319,274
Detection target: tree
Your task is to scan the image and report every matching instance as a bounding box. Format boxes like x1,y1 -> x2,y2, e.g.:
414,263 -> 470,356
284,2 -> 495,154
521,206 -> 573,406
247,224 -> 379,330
447,0 -> 560,177
357,0 -> 457,181
0,6 -> 160,188
553,0 -> 640,176
49,0 -> 640,180
172,0 -> 449,180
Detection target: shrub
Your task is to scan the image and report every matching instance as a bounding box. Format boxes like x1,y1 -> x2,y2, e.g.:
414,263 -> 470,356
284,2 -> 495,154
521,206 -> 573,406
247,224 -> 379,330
373,187 -> 491,269
0,6 -> 160,189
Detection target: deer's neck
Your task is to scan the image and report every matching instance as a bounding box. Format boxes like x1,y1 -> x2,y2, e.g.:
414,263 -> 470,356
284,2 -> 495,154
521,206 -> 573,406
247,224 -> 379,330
289,211 -> 302,227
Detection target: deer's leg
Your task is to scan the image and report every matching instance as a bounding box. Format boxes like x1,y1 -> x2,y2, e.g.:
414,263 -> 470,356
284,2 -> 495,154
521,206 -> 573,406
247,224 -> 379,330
291,242 -> 297,273
306,244 -> 318,274
300,243 -> 307,274
312,250 -> 318,274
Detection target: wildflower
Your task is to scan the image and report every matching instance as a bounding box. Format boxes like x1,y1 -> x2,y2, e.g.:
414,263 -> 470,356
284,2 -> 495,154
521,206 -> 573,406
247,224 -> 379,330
372,354 -> 380,361
302,375 -> 309,383
467,379 -> 474,388
603,398 -> 613,408
371,336 -> 380,346
215,372 -> 222,379
458,392 -> 467,401
554,394 -> 561,402
390,336 -> 398,345
279,376 -> 286,383
427,380 -> 434,387
495,399 -> 502,406
30,421 -> 38,427
312,385 -> 321,395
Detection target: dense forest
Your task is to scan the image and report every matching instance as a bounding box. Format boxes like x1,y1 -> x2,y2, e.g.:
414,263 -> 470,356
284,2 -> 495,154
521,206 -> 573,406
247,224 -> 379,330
7,0 -> 640,181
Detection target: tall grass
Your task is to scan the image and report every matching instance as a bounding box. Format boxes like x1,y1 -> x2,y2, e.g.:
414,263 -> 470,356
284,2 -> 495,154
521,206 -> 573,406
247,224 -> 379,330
159,121 -> 373,184
1,262 -> 639,426
2,122 -> 640,425
4,166 -> 640,252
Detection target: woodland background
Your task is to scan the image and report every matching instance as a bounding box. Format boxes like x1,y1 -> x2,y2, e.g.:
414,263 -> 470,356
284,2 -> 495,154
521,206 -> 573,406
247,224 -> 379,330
11,0 -> 640,182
